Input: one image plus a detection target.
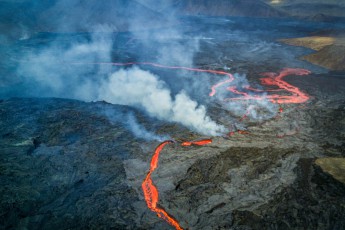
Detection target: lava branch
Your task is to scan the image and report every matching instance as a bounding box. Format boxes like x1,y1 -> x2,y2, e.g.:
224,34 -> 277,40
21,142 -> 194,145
142,139 -> 212,230
223,68 -> 311,104
181,139 -> 212,146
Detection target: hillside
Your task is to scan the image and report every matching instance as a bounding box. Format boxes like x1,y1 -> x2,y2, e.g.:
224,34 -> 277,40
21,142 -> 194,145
280,35 -> 345,71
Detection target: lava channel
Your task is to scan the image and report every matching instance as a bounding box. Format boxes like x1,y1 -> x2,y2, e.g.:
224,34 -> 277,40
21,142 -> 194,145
142,139 -> 212,230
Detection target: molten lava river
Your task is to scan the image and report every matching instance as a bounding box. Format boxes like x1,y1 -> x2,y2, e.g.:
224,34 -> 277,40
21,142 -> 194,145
142,140 -> 212,230
75,62 -> 311,229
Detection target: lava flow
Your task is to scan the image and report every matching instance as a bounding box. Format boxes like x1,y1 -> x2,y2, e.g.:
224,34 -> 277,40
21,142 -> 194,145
181,139 -> 212,146
141,140 -> 183,230
223,68 -> 311,104
142,139 -> 212,230
71,62 -> 311,104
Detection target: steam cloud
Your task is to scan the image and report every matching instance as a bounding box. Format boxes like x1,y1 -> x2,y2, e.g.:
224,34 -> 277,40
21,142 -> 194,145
3,0 -> 282,138
99,67 -> 225,136
125,113 -> 170,141
5,0 -> 228,137
15,29 -> 224,136
101,105 -> 169,142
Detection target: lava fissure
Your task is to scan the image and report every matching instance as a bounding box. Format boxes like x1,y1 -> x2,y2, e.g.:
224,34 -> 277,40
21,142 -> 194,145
142,139 -> 212,230
142,140 -> 183,230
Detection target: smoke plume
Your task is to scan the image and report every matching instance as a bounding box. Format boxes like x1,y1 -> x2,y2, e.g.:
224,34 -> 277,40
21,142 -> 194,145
99,67 -> 225,136
3,0 -> 286,137
125,113 -> 170,141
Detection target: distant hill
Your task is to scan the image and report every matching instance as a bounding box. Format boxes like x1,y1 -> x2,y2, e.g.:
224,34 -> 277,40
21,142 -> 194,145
280,3 -> 345,18
167,0 -> 286,17
264,0 -> 345,19
280,35 -> 345,71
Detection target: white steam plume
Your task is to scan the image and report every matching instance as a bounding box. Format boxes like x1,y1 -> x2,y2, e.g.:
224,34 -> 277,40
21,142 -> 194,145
126,113 -> 170,141
98,67 -> 226,136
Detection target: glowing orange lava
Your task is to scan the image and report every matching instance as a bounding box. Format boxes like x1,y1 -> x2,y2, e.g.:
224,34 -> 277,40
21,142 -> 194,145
142,139 -> 212,229
181,139 -> 212,146
141,141 -> 183,230
223,68 -> 311,104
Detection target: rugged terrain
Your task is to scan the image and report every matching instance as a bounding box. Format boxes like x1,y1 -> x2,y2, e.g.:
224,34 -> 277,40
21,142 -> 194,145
1,70 -> 344,229
1,1 -> 345,229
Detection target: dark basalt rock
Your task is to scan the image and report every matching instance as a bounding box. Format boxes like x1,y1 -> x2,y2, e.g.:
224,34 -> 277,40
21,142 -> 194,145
232,158 -> 345,229
0,98 -> 144,229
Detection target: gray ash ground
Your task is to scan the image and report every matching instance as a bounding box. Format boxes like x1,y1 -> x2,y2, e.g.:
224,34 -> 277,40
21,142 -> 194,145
1,16 -> 345,230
